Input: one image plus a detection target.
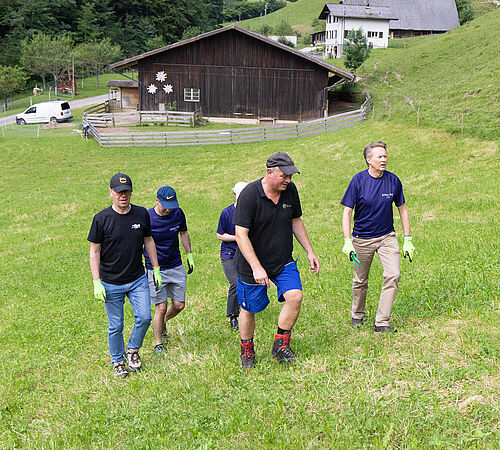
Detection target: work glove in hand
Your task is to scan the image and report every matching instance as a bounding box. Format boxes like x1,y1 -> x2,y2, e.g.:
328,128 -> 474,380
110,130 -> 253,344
186,253 -> 194,274
403,236 -> 415,262
153,266 -> 162,290
342,238 -> 360,267
93,279 -> 107,301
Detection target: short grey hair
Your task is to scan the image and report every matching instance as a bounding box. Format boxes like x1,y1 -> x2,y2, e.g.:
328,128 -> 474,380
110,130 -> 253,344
363,141 -> 387,166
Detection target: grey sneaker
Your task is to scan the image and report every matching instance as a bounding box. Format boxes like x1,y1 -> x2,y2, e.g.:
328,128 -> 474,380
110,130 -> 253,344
125,350 -> 142,371
374,325 -> 397,333
113,361 -> 129,378
351,317 -> 364,328
154,344 -> 165,355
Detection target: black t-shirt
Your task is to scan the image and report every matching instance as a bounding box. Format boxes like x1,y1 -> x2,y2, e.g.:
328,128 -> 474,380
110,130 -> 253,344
233,179 -> 302,283
88,205 -> 152,284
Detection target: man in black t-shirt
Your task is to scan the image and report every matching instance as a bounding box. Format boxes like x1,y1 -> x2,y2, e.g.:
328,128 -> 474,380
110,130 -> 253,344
233,152 -> 320,369
88,173 -> 161,378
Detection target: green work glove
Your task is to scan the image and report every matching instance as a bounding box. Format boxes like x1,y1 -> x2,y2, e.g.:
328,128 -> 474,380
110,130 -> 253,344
403,236 -> 415,262
342,238 -> 360,267
93,279 -> 106,301
153,266 -> 162,290
186,252 -> 194,274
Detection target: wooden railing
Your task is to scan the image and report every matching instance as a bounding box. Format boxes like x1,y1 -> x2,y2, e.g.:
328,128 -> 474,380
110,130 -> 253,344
83,93 -> 372,147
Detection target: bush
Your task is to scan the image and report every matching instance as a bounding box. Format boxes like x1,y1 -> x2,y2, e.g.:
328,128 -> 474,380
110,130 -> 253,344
277,36 -> 294,48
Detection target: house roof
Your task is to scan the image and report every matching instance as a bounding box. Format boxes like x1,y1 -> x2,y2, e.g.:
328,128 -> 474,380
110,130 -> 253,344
337,0 -> 459,31
110,24 -> 354,81
319,4 -> 398,21
106,80 -> 139,88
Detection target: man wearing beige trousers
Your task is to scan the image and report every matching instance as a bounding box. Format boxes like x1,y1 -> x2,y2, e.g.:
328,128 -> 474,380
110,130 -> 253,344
340,141 -> 415,333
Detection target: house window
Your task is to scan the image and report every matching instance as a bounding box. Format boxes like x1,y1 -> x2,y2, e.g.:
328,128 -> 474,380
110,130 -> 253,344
184,88 -> 200,102
344,30 -> 350,38
334,30 -> 337,39
379,32 -> 383,38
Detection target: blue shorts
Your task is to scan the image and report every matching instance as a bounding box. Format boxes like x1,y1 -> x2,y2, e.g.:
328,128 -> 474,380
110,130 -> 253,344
237,260 -> 302,313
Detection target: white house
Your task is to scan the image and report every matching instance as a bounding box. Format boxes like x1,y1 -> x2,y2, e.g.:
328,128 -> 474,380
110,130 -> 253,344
268,35 -> 298,47
319,3 -> 397,58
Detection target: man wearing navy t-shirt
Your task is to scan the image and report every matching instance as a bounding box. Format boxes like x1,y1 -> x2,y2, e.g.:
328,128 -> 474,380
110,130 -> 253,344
216,181 -> 248,330
341,141 -> 415,333
144,186 -> 194,355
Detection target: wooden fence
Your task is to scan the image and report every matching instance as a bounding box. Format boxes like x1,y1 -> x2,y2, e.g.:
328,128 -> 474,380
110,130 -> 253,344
83,93 -> 372,147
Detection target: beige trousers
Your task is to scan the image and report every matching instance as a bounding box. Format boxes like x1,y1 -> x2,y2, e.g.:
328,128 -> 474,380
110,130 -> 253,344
352,232 -> 400,327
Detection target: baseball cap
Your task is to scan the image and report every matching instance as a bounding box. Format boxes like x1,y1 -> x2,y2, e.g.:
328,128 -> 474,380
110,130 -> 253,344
110,173 -> 133,192
232,181 -> 248,201
266,152 -> 300,175
157,186 -> 179,209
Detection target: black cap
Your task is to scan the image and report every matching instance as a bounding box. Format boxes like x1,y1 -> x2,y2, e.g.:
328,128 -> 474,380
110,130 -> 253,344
110,173 -> 133,192
266,152 -> 300,175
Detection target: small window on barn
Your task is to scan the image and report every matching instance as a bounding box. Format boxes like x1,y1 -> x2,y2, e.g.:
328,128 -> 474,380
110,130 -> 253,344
184,88 -> 200,102
379,32 -> 383,38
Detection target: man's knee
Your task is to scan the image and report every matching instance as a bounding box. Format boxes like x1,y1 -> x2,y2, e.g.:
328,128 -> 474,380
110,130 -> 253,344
155,302 -> 167,314
172,301 -> 185,312
283,289 -> 303,306
383,272 -> 401,284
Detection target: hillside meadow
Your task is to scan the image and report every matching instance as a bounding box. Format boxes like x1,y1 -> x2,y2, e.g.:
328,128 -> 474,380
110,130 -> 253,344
0,117 -> 498,447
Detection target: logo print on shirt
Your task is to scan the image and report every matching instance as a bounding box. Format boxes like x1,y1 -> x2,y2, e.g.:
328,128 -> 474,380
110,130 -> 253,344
283,203 -> 292,209
131,223 -> 141,230
382,193 -> 393,198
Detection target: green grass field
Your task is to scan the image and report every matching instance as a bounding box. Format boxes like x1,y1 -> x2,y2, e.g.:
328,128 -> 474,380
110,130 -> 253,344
0,117 -> 498,447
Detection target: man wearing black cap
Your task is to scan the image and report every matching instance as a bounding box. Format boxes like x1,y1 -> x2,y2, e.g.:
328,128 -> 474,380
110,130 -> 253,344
88,173 -> 162,377
233,152 -> 320,369
144,186 -> 194,355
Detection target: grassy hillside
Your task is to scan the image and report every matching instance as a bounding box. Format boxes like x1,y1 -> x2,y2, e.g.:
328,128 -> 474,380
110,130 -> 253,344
234,0 -> 499,42
357,8 -> 500,140
0,118 -> 498,447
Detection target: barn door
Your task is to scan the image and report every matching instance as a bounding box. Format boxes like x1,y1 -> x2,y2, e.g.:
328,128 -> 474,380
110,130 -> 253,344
232,67 -> 259,119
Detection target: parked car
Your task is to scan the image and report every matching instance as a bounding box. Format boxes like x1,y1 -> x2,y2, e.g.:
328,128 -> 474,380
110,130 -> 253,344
16,101 -> 73,125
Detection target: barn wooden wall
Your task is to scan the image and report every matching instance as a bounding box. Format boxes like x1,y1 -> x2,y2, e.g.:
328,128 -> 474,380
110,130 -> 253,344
137,30 -> 331,121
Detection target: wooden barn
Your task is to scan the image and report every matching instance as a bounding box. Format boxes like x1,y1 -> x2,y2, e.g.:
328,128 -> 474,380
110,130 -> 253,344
110,25 -> 354,122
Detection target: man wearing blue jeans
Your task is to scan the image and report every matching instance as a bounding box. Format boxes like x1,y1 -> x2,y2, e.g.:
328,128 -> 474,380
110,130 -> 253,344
234,152 -> 320,369
88,173 -> 162,377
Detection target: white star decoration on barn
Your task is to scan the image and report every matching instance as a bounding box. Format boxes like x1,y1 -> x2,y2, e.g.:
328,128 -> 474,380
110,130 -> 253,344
147,84 -> 158,94
156,71 -> 167,82
163,84 -> 173,94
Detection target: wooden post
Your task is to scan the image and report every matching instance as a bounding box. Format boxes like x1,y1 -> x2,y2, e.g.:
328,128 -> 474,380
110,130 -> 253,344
461,112 -> 464,133
388,107 -> 391,120
417,108 -> 420,126
371,104 -> 374,119
72,55 -> 75,98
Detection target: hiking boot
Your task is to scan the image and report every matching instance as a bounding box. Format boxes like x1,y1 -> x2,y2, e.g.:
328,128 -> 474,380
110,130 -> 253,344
125,349 -> 142,371
240,342 -> 255,369
271,333 -> 297,364
162,324 -> 169,343
351,317 -> 364,328
374,325 -> 397,333
154,344 -> 165,355
229,315 -> 239,330
113,361 -> 129,378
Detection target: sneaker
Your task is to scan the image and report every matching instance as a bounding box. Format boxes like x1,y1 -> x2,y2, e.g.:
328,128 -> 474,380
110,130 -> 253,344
240,342 -> 255,369
271,333 -> 297,364
229,316 -> 239,330
154,344 -> 165,355
351,317 -> 364,328
113,361 -> 129,378
374,325 -> 397,333
125,350 -> 142,371
162,324 -> 169,343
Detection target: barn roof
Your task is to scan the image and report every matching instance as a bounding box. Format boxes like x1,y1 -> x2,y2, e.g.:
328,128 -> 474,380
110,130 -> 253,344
337,0 -> 459,31
106,80 -> 139,88
319,4 -> 398,21
110,24 -> 354,81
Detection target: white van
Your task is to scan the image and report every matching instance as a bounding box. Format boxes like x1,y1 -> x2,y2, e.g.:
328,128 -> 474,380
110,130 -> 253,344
16,101 -> 73,125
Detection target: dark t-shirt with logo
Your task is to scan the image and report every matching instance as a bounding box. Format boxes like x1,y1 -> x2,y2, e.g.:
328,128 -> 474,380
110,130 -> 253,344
88,205 -> 152,284
233,179 -> 302,283
341,170 -> 405,239
143,207 -> 187,270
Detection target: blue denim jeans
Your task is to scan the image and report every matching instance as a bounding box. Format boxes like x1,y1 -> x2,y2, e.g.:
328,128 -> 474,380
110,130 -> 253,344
102,274 -> 152,364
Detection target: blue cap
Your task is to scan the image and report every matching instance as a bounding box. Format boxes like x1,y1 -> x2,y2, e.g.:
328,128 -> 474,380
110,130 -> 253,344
157,186 -> 179,209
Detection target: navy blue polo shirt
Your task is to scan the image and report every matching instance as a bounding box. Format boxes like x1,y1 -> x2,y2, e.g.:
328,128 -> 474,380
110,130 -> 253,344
143,207 -> 187,270
217,203 -> 238,259
341,170 -> 405,239
233,178 -> 302,283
